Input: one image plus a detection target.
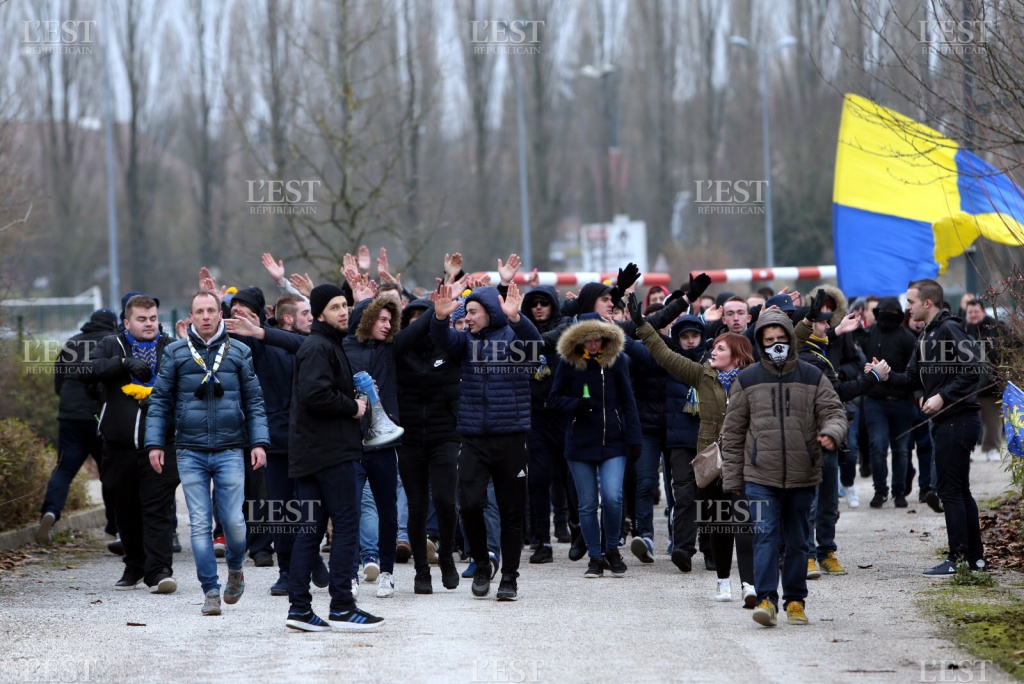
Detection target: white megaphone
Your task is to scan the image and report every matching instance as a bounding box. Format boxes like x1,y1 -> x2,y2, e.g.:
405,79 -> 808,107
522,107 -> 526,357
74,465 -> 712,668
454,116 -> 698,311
353,371 -> 404,447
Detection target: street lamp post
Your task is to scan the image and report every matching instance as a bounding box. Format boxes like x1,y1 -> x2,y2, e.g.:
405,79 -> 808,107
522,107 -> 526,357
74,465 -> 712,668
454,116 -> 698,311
729,35 -> 796,272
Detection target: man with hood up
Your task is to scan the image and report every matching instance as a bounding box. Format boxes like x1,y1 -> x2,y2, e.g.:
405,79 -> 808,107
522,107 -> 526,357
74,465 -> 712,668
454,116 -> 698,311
721,309 -> 847,628
430,284 -> 541,602
520,285 -> 571,563
858,295 -> 919,508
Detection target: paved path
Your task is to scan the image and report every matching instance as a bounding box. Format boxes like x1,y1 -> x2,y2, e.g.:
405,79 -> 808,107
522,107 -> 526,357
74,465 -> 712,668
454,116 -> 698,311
0,453 -> 1016,683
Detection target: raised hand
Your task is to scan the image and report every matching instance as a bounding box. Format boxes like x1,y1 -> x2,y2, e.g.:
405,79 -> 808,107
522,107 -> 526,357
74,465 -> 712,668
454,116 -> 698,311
377,247 -> 391,276
352,273 -> 377,303
703,304 -> 723,322
289,273 -> 313,298
358,245 -> 371,271
199,266 -> 216,293
525,268 -> 540,288
626,293 -> 645,327
686,272 -> 712,303
262,253 -> 285,282
809,288 -> 827,320
225,315 -> 260,338
616,263 -> 641,292
497,254 -> 521,285
834,312 -> 860,336
444,252 -> 463,280
433,284 -> 459,319
500,282 -> 523,322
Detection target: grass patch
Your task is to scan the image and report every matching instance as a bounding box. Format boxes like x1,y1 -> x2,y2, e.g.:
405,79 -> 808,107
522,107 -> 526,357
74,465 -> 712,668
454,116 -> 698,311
926,583 -> 1024,680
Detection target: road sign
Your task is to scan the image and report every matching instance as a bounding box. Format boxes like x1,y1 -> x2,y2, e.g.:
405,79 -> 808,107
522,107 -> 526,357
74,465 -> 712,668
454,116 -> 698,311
579,216 -> 648,273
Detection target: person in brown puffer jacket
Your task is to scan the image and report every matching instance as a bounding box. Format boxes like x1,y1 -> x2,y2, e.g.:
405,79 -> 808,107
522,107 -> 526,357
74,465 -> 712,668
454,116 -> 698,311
720,309 -> 847,628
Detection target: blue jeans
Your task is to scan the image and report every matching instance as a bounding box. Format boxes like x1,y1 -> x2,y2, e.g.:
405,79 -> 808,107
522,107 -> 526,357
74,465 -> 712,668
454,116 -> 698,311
177,448 -> 247,593
397,473 -> 409,544
289,461 -> 359,615
567,457 -> 626,557
863,396 -> 915,496
354,448 -> 398,575
745,482 -> 815,608
636,432 -> 669,542
808,450 -> 839,559
357,482 -> 379,571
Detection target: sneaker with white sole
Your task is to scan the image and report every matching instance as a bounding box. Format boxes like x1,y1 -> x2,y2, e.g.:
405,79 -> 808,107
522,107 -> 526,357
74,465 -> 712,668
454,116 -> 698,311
376,572 -> 395,598
150,574 -> 177,594
741,582 -> 756,609
36,511 -> 56,545
286,610 -> 331,632
845,485 -> 860,509
362,559 -> 380,583
630,537 -> 655,564
329,607 -> 385,631
714,578 -> 732,602
986,449 -> 1001,462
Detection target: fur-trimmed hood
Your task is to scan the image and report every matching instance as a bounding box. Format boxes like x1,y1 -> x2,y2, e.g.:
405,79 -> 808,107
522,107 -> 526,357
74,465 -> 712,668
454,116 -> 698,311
556,315 -> 625,370
817,284 -> 848,323
354,296 -> 401,344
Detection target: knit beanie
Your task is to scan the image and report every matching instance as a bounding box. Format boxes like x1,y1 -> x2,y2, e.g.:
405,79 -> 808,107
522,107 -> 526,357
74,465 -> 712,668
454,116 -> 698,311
310,283 -> 347,319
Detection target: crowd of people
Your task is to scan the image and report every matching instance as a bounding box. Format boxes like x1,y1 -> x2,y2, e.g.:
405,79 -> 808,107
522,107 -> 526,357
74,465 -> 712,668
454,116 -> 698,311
39,247 -> 1006,631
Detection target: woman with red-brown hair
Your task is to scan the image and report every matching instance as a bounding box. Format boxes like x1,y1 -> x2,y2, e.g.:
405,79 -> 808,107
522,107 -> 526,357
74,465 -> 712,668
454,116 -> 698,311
627,294 -> 758,605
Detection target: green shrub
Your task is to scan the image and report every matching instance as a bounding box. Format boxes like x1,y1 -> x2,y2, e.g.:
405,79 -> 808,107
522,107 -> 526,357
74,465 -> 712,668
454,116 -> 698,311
0,417 -> 89,532
0,340 -> 60,447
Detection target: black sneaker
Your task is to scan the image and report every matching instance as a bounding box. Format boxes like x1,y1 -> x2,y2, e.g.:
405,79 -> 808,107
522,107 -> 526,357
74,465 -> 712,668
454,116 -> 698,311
568,526 -> 587,562
554,523 -> 571,543
918,488 -> 930,503
439,556 -> 460,590
605,549 -> 627,577
583,556 -> 605,578
414,570 -> 432,595
925,490 -> 944,513
893,493 -> 908,508
270,571 -> 290,596
496,575 -> 518,601
471,569 -> 491,598
923,559 -> 957,576
311,556 -> 330,588
869,491 -> 887,508
114,573 -> 141,590
171,533 -> 182,554
107,535 -> 124,556
286,610 -> 331,632
328,607 -> 385,631
529,545 -> 553,564
253,551 -> 274,567
671,549 -> 693,573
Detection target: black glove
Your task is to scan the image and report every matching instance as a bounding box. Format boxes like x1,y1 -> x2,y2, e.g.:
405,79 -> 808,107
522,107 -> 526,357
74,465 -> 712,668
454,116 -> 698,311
124,357 -> 152,383
628,444 -> 642,462
617,262 -> 641,292
574,398 -> 593,418
664,289 -> 687,306
794,306 -> 811,323
687,272 -> 712,303
809,288 -> 827,321
626,293 -> 645,327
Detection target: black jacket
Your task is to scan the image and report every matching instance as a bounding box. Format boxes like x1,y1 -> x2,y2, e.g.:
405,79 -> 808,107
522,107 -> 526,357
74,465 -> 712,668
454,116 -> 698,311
861,300 -> 917,401
229,287 -> 296,455
521,286 -> 565,412
886,310 -> 981,420
55,318 -> 117,421
965,314 -> 1004,398
90,332 -> 174,449
289,320 -> 364,478
393,299 -> 461,443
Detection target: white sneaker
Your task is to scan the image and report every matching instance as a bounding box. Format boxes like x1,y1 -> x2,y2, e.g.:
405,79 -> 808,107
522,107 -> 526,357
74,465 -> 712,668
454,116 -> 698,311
986,449 -> 1001,462
715,578 -> 732,602
351,578 -> 359,600
376,572 -> 395,598
741,582 -> 756,609
362,560 -> 380,583
845,485 -> 860,509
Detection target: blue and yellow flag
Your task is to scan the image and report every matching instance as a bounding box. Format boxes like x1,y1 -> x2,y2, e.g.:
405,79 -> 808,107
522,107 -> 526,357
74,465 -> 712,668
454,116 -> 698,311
833,94 -> 1024,296
1004,381 -> 1024,459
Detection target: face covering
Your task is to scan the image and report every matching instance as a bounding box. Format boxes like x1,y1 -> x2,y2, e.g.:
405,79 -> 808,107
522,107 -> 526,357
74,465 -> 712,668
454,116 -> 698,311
876,310 -> 903,331
764,342 -> 789,365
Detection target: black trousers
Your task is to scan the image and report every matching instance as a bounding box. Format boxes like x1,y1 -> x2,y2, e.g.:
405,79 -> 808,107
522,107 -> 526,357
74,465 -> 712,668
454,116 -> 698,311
700,479 -> 755,583
245,453 -> 274,559
101,446 -> 179,585
398,439 -> 459,572
459,433 -> 529,578
264,453 -> 296,572
669,447 -> 698,557
931,414 -> 984,563
526,412 -> 568,544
